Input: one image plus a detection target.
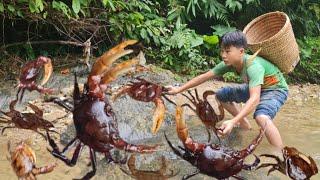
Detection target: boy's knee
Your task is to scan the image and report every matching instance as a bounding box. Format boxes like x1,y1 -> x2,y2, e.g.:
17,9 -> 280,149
215,89 -> 226,102
255,115 -> 272,127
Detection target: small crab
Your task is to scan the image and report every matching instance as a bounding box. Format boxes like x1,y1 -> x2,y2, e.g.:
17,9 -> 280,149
120,154 -> 178,180
258,146 -> 318,180
181,89 -> 224,142
112,77 -> 176,134
0,99 -> 58,139
8,140 -> 57,179
16,56 -> 54,102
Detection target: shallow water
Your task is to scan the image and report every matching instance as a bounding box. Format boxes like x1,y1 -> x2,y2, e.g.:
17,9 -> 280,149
0,78 -> 319,179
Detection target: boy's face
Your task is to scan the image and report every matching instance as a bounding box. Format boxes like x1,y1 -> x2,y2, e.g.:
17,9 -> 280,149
220,45 -> 245,66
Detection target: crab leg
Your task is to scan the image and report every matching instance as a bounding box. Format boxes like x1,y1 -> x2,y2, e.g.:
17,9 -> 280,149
242,154 -> 261,170
111,134 -> 157,153
240,128 -> 265,157
31,163 -> 57,176
175,105 -> 205,153
28,103 -> 43,117
47,132 -> 82,166
151,98 -> 165,134
80,148 -> 97,180
111,85 -> 132,101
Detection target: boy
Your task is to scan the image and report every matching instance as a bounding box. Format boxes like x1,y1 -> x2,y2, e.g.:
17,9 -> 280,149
166,30 -> 288,150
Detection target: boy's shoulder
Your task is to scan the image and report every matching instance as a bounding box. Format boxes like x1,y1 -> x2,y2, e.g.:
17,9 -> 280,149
245,54 -> 272,67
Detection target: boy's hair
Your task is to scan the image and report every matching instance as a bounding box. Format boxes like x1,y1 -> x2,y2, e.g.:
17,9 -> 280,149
220,30 -> 247,49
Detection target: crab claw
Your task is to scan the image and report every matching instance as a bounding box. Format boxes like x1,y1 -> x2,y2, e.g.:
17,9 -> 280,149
175,105 -> 189,142
151,98 -> 165,134
90,40 -> 138,77
39,57 -> 53,86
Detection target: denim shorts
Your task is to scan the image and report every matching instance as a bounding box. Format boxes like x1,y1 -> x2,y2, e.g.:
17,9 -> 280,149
215,84 -> 288,120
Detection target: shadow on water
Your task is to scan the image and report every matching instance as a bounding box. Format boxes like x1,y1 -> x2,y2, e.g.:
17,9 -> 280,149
0,67 -> 319,179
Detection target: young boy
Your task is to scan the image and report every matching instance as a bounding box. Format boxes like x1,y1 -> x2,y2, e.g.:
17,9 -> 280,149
166,30 -> 288,150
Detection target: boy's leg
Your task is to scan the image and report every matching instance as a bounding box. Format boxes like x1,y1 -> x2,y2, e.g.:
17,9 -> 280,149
219,101 -> 251,130
255,115 -> 283,150
216,84 -> 251,130
253,89 -> 288,150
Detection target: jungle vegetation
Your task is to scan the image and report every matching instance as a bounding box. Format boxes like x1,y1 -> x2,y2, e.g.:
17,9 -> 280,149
0,0 -> 319,83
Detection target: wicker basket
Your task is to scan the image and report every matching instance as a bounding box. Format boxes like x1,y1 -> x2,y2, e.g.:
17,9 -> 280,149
243,11 -> 300,73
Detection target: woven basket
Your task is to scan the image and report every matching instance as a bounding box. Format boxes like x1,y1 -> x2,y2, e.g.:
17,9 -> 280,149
243,11 -> 300,73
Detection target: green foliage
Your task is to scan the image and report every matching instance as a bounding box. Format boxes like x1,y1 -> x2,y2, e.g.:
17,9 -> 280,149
52,1 -> 73,19
288,36 -> 320,83
160,25 -> 205,74
223,72 -> 242,83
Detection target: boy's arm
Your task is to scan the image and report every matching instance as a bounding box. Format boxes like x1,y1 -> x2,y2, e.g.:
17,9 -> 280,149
166,71 -> 215,94
219,85 -> 261,135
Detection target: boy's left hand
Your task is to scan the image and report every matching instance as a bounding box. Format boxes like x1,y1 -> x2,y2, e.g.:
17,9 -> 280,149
218,120 -> 236,136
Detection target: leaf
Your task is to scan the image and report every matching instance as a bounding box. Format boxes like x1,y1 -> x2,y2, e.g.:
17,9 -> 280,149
175,16 -> 181,29
17,10 -> 24,17
211,25 -> 236,37
72,0 -> 80,14
203,35 -> 219,45
29,1 -> 37,13
7,4 -> 15,12
190,36 -> 203,48
0,3 -> 4,12
43,11 -> 48,18
35,0 -> 44,12
102,0 -> 116,11
140,28 -> 148,39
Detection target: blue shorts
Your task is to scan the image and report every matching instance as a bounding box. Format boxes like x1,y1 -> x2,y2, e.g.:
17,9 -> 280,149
216,84 -> 288,120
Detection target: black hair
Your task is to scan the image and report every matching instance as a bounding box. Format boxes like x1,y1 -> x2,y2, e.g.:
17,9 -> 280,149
220,30 -> 247,49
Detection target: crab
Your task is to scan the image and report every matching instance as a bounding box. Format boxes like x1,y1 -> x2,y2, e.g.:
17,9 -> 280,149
165,105 -> 264,179
181,89 -> 224,142
46,40 -> 158,179
257,146 -> 318,180
8,140 -> 57,179
16,56 -> 54,102
120,154 -> 178,180
0,99 -> 58,139
112,77 -> 176,134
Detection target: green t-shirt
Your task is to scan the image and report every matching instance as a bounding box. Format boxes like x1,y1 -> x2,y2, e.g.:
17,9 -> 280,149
211,54 -> 288,90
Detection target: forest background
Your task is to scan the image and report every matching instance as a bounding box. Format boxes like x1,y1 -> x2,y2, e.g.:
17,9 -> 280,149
0,0 -> 319,83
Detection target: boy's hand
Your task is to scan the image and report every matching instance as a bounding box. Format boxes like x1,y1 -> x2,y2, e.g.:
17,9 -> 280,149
164,85 -> 181,95
218,120 -> 236,136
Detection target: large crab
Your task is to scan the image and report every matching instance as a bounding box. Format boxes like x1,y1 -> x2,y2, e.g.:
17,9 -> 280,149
46,40 -> 157,180
8,140 -> 57,179
16,56 -> 54,102
181,89 -> 224,142
112,77 -> 176,134
257,146 -> 318,179
120,154 -> 178,180
165,105 -> 264,179
0,99 -> 58,139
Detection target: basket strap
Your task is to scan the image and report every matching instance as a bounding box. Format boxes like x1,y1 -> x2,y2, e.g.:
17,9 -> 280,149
246,48 -> 262,67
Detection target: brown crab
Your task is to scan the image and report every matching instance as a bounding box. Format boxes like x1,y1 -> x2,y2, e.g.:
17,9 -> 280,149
165,105 -> 264,179
120,154 -> 178,180
16,56 -> 54,102
8,140 -> 57,179
0,99 -> 58,139
46,40 -> 158,179
112,77 -> 176,134
257,146 -> 318,180
181,89 -> 224,142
